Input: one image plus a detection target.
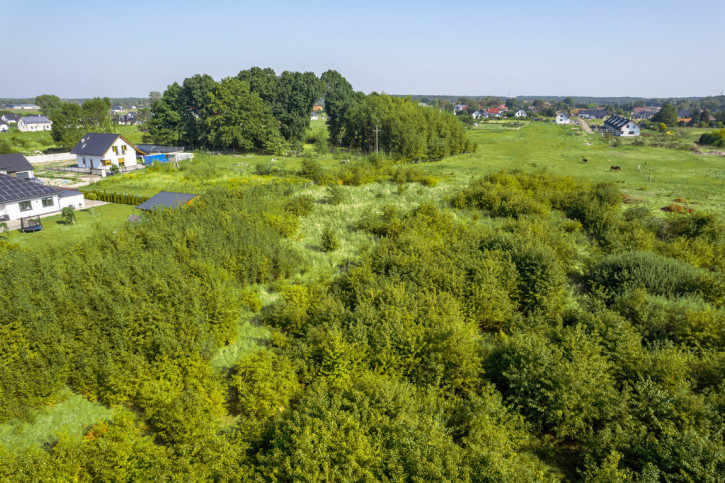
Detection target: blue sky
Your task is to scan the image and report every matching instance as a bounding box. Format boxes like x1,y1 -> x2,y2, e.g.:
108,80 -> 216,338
1,0 -> 724,98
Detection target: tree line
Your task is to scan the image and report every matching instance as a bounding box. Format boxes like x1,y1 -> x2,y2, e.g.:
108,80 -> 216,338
146,68 -> 476,161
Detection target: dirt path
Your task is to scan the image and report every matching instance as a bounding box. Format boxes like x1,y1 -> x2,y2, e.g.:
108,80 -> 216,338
579,118 -> 593,135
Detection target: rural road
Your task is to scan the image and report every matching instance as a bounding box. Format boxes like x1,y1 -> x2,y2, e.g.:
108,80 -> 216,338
579,118 -> 593,135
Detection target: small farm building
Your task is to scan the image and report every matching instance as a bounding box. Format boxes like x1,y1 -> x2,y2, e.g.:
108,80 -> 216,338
136,191 -> 198,211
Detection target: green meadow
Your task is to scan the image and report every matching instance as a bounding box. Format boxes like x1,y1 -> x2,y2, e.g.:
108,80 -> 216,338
91,119 -> 725,216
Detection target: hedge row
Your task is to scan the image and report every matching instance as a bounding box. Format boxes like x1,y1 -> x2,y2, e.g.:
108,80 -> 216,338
81,189 -> 151,206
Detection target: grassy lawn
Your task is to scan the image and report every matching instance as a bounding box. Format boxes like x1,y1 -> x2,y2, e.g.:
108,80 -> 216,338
1,203 -> 135,250
87,152 -> 314,196
0,127 -> 60,155
115,124 -> 145,144
0,124 -> 146,155
0,388 -> 112,451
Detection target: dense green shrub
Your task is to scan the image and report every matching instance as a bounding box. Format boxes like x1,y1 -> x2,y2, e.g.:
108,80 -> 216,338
587,251 -> 712,300
320,226 -> 340,252
698,128 -> 725,147
227,349 -> 301,420
284,194 -> 314,216
324,185 -> 346,205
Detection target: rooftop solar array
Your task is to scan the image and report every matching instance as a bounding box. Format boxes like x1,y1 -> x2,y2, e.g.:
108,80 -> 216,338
604,115 -> 634,129
0,174 -> 61,203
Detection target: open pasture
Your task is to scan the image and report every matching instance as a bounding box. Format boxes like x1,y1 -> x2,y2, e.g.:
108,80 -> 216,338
430,122 -> 725,215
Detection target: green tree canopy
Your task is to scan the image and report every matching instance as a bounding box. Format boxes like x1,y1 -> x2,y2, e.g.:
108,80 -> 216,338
34,94 -> 62,116
651,103 -> 678,127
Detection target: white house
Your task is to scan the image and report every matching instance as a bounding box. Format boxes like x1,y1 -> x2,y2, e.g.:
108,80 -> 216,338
0,153 -> 35,179
71,133 -> 143,174
604,115 -> 640,137
0,121 -> 7,133
577,109 -> 608,120
310,112 -> 319,121
472,110 -> 486,119
1,113 -> 20,124
514,109 -> 527,118
555,112 -> 570,124
0,174 -> 81,222
17,116 -> 52,132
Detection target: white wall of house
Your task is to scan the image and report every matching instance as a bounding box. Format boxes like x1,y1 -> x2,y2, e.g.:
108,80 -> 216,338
76,137 -> 139,171
0,124 -> 8,133
555,113 -> 570,124
59,193 -> 85,210
515,110 -> 526,118
0,169 -> 34,179
612,122 -> 640,137
18,121 -> 52,132
0,194 -> 61,221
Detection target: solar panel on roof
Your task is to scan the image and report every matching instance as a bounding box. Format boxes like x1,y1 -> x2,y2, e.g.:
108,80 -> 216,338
0,174 -> 61,203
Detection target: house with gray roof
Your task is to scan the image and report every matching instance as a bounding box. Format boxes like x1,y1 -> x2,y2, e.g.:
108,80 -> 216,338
1,113 -> 20,124
0,174 -> 84,222
577,109 -> 608,120
0,153 -> 35,179
71,133 -> 144,174
18,116 -> 52,132
604,115 -> 640,137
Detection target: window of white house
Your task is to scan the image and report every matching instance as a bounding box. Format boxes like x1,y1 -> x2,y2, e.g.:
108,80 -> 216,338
121,145 -> 127,154
112,146 -> 119,155
42,197 -> 54,207
19,201 -> 32,211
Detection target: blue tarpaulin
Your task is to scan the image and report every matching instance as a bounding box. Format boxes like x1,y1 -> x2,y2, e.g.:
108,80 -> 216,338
143,154 -> 171,165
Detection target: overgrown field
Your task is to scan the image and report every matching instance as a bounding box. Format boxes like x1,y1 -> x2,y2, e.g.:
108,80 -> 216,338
1,120 -> 724,481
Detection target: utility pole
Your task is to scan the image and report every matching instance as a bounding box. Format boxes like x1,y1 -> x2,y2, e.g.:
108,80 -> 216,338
373,124 -> 380,153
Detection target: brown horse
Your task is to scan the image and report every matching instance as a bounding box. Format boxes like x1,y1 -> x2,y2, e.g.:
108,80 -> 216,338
610,165 -> 621,172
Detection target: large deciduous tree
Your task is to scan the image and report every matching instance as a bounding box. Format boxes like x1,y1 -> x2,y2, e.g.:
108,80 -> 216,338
272,71 -> 325,141
202,78 -> 282,153
146,83 -> 184,145
238,67 -> 325,141
321,69 -> 357,146
50,98 -> 113,149
651,103 -> 678,127
34,94 -> 62,117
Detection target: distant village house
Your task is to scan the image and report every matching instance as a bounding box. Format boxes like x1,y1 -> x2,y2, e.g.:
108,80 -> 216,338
17,116 -> 52,132
604,115 -> 640,137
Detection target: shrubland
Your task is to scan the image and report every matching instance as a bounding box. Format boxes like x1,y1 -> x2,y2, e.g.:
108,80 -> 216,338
1,167 -> 724,481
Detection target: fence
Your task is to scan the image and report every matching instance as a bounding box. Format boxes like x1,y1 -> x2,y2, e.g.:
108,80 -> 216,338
44,164 -> 146,177
26,152 -> 76,164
